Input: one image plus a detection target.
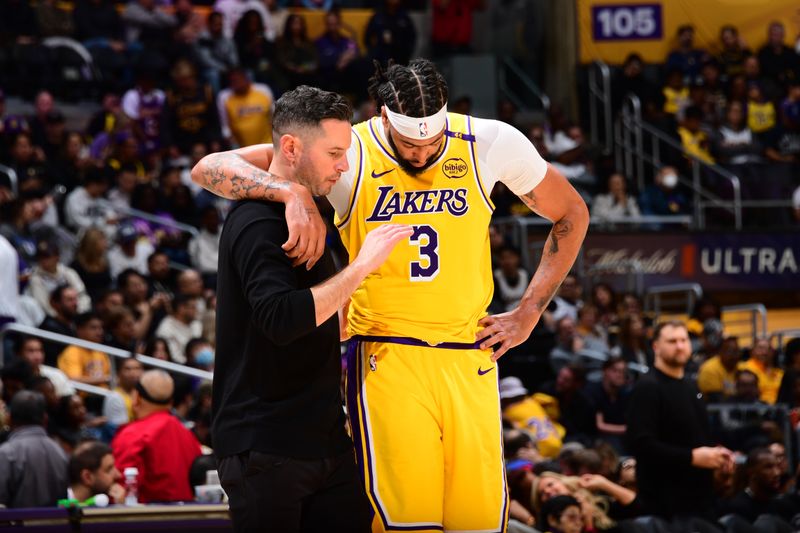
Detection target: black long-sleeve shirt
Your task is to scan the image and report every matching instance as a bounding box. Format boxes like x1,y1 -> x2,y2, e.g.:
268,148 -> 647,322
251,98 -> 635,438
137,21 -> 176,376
211,200 -> 351,459
626,367 -> 714,518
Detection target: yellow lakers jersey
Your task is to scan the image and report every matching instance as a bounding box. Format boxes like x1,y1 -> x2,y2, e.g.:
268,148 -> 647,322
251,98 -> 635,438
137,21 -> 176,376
335,113 -> 494,344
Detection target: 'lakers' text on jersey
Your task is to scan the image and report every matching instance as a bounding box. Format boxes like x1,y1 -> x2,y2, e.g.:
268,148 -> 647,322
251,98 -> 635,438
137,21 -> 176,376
335,113 -> 495,344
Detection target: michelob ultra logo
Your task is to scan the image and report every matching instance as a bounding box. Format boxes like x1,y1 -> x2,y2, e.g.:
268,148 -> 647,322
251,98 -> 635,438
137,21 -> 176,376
442,157 -> 468,178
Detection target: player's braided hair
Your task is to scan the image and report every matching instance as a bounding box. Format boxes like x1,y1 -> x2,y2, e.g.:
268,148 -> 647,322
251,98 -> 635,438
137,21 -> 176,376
367,59 -> 449,118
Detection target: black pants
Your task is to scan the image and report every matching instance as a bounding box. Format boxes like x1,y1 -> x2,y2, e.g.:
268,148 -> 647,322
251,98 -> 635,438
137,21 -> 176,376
217,450 -> 371,533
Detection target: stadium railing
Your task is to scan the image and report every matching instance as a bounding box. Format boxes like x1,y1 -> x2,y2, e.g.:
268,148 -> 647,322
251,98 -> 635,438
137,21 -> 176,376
707,402 -> 797,470
71,381 -> 115,398
0,323 -> 213,390
498,56 -> 550,115
98,200 -> 200,238
644,283 -> 702,318
720,304 -> 768,347
0,164 -> 19,196
618,94 -> 743,230
771,329 -> 800,367
588,61 -> 613,155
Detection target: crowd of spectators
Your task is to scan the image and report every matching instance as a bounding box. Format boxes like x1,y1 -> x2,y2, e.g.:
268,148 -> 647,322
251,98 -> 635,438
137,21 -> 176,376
606,21 -> 800,228
490,19 -> 800,229
492,260 -> 800,532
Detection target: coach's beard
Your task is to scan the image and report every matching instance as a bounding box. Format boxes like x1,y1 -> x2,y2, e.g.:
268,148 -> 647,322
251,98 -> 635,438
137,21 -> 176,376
295,158 -> 339,196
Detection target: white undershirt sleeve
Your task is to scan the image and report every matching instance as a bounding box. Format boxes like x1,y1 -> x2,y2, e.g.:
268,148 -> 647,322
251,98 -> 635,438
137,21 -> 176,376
473,117 -> 548,196
326,131 -> 359,217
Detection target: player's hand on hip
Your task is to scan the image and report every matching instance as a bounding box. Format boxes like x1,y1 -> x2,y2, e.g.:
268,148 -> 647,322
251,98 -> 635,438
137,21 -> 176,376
353,224 -> 414,273
282,188 -> 327,270
476,308 -> 538,361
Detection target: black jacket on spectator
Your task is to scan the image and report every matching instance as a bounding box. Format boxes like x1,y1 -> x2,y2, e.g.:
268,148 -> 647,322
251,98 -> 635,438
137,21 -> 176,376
39,315 -> 76,367
757,45 -> 800,86
211,200 -> 351,460
0,0 -> 38,45
716,490 -> 797,523
627,368 -> 715,519
538,382 -> 596,443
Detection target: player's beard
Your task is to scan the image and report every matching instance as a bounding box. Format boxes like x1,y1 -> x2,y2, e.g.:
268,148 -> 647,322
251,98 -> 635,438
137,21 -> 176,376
387,133 -> 440,178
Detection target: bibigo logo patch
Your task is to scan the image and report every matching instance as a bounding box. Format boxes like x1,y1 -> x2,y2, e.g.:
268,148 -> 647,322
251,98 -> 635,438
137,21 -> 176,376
442,158 -> 468,179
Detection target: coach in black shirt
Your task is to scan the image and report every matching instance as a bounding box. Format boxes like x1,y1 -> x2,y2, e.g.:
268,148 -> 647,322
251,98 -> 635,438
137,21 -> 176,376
627,320 -> 735,532
209,86 -> 411,532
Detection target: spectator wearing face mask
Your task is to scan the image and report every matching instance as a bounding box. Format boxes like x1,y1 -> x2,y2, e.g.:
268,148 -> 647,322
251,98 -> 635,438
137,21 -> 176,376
639,166 -> 690,216
186,338 -> 214,371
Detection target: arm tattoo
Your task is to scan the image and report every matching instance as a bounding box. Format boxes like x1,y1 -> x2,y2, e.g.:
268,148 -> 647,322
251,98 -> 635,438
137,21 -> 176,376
536,281 -> 560,311
199,153 -> 290,200
520,190 -> 537,210
547,218 -> 573,255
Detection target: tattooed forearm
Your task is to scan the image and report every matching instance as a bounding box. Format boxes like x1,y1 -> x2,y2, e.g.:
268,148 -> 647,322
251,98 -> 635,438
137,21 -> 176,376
535,281 -> 561,312
194,153 -> 290,201
546,218 -> 574,255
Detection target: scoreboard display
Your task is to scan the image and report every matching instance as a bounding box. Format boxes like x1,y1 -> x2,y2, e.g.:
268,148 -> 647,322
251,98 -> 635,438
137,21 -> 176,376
578,0 -> 800,64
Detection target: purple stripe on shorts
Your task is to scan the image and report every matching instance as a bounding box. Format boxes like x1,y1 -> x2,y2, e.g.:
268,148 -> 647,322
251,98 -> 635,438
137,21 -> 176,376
352,335 -> 481,351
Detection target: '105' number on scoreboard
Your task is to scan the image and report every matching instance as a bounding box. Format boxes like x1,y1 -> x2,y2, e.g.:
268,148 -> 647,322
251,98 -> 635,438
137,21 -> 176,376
591,4 -> 663,41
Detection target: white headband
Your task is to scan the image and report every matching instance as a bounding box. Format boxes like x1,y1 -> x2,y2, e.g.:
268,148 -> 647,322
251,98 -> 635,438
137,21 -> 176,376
384,103 -> 448,140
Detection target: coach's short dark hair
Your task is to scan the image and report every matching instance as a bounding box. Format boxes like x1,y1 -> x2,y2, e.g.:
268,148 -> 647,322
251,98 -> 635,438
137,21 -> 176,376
69,441 -> 113,484
653,320 -> 687,341
272,86 -> 352,138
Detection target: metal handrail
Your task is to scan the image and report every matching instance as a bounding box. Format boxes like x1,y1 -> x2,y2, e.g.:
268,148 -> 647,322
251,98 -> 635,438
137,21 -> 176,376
577,347 -> 649,375
771,329 -> 800,365
498,56 -> 550,112
588,61 -> 613,154
707,403 -> 795,468
514,215 -> 693,227
0,323 -> 213,382
721,304 -> 768,344
72,381 -> 114,398
644,283 -> 703,316
619,94 -> 743,230
0,164 -> 18,195
98,200 -> 199,237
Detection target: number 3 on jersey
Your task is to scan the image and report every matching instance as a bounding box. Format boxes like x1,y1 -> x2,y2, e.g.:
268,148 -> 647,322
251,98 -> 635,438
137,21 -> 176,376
409,225 -> 439,281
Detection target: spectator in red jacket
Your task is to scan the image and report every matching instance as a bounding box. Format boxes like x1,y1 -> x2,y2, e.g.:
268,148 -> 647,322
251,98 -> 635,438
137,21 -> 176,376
111,369 -> 201,502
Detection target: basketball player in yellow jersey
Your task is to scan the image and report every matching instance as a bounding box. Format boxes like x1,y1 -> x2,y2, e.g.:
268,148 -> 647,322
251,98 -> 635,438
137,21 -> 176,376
192,61 -> 589,532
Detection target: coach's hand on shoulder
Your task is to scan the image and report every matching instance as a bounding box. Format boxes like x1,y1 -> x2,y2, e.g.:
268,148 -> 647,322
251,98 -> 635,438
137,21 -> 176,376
353,224 -> 414,273
282,185 -> 327,269
476,307 -> 540,362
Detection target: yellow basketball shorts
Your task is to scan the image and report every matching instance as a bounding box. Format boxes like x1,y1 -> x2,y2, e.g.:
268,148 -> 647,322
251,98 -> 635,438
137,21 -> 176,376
345,336 -> 508,533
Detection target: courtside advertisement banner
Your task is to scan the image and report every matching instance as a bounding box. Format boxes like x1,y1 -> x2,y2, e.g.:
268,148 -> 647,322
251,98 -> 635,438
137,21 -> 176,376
584,232 -> 800,290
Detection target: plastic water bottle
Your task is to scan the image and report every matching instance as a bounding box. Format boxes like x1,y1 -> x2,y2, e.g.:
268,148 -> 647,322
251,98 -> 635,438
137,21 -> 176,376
124,467 -> 139,505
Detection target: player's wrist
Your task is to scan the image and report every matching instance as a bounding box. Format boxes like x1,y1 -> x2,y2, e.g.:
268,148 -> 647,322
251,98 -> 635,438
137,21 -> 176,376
517,298 -> 545,323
